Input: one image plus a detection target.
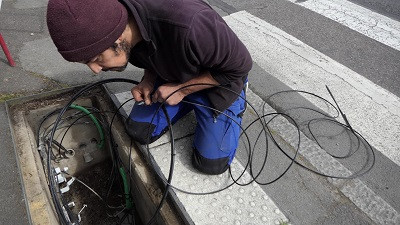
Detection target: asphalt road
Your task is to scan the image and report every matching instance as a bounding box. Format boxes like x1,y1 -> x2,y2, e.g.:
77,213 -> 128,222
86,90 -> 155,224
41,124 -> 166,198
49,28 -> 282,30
348,0 -> 400,20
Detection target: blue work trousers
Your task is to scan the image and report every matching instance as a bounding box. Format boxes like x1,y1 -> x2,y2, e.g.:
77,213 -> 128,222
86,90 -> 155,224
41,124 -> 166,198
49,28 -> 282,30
126,87 -> 246,175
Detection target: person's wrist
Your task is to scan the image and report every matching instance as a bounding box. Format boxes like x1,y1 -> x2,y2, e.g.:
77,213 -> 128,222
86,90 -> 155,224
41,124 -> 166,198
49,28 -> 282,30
178,84 -> 191,97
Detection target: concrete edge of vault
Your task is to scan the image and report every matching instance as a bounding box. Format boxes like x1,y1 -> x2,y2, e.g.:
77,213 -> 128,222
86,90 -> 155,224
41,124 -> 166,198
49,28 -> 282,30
104,84 -> 195,225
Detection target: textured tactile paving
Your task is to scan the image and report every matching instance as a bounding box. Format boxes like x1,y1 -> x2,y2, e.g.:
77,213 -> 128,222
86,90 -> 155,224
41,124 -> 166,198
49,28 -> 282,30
114,91 -> 289,225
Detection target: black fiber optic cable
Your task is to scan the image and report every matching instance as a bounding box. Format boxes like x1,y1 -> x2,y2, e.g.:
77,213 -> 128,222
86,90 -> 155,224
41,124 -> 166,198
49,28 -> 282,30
326,85 -> 354,132
263,90 -> 375,179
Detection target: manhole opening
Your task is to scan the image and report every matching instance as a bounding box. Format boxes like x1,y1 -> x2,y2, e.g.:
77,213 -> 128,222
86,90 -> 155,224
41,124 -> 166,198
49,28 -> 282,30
7,86 -> 183,225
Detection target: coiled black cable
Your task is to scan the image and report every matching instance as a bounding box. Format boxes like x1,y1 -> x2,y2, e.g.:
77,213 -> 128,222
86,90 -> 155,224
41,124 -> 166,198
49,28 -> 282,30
46,78 -> 375,225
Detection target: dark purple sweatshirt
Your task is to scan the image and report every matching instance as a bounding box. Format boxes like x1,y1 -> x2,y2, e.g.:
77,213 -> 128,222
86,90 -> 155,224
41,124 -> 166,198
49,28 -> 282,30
121,0 -> 252,112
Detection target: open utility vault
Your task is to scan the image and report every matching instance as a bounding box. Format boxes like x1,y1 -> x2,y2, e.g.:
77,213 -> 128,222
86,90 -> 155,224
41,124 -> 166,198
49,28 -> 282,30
6,85 -> 184,225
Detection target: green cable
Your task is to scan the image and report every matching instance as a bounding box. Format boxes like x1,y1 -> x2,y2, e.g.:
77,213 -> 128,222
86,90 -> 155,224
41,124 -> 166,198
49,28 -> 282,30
119,167 -> 133,209
70,104 -> 133,209
69,104 -> 105,149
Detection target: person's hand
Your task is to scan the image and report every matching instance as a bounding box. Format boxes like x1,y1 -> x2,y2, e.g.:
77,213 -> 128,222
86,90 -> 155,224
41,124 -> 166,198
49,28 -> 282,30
152,83 -> 186,105
131,79 -> 154,105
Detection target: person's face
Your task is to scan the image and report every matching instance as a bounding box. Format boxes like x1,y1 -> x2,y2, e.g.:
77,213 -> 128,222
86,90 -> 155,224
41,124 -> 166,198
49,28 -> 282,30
85,40 -> 131,74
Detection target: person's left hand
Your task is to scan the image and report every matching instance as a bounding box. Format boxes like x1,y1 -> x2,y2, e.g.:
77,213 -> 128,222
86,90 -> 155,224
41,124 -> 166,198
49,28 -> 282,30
152,83 -> 186,105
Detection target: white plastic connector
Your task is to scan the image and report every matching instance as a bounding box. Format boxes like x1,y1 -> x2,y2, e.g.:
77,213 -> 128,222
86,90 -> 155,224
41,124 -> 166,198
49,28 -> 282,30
54,167 -> 61,174
54,167 -> 66,184
60,177 -> 75,194
56,174 -> 66,184
67,202 -> 75,208
60,185 -> 69,194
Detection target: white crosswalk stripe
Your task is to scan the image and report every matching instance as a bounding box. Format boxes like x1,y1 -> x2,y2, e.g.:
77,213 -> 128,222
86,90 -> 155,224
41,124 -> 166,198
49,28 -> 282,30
287,0 -> 400,51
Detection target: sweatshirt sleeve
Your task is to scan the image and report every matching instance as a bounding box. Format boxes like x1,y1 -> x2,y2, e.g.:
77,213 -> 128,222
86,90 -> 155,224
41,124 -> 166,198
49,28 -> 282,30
186,8 -> 252,85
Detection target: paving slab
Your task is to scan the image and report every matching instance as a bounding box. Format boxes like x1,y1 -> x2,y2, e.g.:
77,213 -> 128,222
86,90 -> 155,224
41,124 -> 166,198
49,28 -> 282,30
18,37 -> 144,86
0,66 -> 48,94
0,103 -> 30,225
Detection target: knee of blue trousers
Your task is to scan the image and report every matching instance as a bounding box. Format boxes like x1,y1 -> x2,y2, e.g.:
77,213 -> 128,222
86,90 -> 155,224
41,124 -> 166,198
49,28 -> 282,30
190,92 -> 245,175
192,148 -> 231,175
125,118 -> 158,144
191,114 -> 241,175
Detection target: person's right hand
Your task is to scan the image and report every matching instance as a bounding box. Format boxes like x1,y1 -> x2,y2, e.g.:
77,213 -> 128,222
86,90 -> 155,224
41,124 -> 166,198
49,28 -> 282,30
131,79 -> 154,105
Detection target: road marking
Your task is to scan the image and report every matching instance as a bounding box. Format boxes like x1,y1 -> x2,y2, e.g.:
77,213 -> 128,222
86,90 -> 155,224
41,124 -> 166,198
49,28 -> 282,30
287,0 -> 400,51
224,11 -> 400,167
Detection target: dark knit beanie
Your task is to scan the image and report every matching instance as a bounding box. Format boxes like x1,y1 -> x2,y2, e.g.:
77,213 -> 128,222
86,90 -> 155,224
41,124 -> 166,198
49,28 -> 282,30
47,0 -> 128,62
